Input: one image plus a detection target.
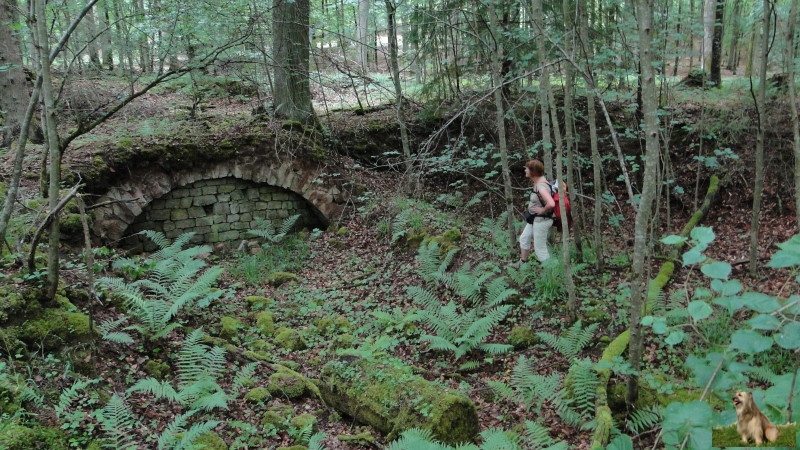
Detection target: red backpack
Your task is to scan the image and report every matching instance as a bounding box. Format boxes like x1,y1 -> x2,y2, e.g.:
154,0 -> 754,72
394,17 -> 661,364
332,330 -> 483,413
538,180 -> 573,232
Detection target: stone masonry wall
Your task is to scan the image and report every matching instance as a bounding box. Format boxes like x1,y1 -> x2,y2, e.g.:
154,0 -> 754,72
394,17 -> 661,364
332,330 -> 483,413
122,177 -> 321,252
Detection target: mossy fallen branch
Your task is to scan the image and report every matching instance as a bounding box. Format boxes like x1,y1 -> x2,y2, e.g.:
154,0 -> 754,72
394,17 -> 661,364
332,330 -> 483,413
315,355 -> 479,446
590,175 -> 719,449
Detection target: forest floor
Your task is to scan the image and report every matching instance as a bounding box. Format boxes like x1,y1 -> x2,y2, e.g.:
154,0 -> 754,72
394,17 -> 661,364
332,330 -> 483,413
2,74 -> 800,449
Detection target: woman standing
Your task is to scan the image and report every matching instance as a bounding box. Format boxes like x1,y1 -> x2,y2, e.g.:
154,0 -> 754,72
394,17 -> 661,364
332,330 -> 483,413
510,159 -> 555,268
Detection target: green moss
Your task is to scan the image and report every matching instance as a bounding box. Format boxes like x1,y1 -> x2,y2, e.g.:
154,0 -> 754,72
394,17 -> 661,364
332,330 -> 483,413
267,371 -> 309,399
318,356 -> 479,445
194,432 -> 228,450
220,316 -> 243,342
244,387 -> 272,403
314,315 -> 350,335
328,238 -> 346,249
255,311 -> 275,336
59,214 -> 84,236
262,404 -> 293,428
442,228 -> 461,242
337,432 -> 376,445
289,413 -> 317,440
19,309 -> 94,350
144,360 -> 170,379
246,296 -> 273,309
274,327 -> 307,351
0,424 -> 67,450
507,326 -> 538,349
268,272 -> 298,287
336,226 -> 348,236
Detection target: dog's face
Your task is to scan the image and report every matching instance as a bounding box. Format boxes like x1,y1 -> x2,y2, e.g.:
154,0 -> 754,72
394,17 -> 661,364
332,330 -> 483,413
733,391 -> 754,415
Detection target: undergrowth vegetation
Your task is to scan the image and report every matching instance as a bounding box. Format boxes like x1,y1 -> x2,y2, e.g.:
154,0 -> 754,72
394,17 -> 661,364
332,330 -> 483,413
1,185 -> 799,450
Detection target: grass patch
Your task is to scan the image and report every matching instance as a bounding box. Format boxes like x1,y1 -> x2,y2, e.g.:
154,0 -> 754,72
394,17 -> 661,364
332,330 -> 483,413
712,423 -> 797,448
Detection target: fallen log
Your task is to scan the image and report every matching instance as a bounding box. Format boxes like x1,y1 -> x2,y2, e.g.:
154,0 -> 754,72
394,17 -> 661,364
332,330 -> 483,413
590,175 -> 719,449
316,355 -> 479,446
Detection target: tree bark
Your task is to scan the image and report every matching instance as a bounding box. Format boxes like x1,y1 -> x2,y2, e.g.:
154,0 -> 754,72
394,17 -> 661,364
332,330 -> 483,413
531,0 -> 552,173
578,1 -> 603,271
710,0 -> 724,87
627,0 -> 661,406
0,0 -> 37,149
749,0 -> 770,274
356,0 -> 370,73
384,0 -> 413,192
273,0 -> 316,124
787,0 -> 800,232
34,0 -> 62,301
488,1 -> 516,250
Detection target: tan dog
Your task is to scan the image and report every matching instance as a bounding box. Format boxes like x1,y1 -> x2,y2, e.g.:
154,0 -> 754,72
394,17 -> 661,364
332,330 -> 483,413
732,391 -> 779,445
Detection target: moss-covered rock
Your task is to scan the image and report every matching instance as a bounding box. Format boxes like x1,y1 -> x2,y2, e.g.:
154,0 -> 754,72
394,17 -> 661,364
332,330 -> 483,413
194,432 -> 228,450
0,423 -> 68,450
255,311 -> 275,336
317,355 -> 479,445
289,413 -> 317,444
144,359 -> 170,379
244,387 -> 272,403
267,370 -> 309,399
507,326 -> 538,349
219,316 -> 243,342
19,308 -> 94,350
268,272 -> 298,287
274,327 -> 307,351
261,403 -> 294,428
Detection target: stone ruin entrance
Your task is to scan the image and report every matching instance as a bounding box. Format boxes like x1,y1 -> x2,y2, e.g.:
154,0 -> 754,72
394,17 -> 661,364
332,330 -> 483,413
121,177 -> 324,252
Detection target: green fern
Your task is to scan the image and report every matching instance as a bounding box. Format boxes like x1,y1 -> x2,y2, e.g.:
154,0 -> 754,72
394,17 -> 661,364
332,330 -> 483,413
156,409 -> 220,450
307,432 -> 328,450
489,356 -> 583,427
94,394 -> 138,450
97,317 -> 135,344
536,321 -> 600,360
127,328 -> 229,412
385,428 -> 479,450
415,240 -> 458,286
625,406 -> 662,435
523,420 -> 568,449
97,232 -> 224,341
247,214 -> 301,244
55,379 -> 100,419
563,358 -> 598,417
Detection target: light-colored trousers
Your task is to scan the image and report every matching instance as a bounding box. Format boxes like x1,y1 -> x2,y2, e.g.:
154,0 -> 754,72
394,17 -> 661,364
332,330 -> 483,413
519,217 -> 553,262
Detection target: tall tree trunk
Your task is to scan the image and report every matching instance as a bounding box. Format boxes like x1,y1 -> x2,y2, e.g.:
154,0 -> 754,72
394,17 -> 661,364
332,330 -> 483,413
384,0 -> 413,192
727,0 -> 742,73
531,0 -> 552,173
702,0 -> 715,70
84,4 -> 101,70
34,0 -> 61,301
627,0 -> 661,406
749,0 -> 771,274
489,1 -> 516,249
273,0 -> 316,124
579,0 -> 603,270
788,0 -> 800,232
0,0 -> 37,149
356,0 -> 370,73
710,0 -> 724,87
99,1 -> 114,70
562,0 -> 583,262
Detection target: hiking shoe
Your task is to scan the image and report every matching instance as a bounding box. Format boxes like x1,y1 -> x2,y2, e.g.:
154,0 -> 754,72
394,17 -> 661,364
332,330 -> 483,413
508,259 -> 527,269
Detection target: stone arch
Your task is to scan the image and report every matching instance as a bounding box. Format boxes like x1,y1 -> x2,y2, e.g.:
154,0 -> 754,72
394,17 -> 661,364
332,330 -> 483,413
92,157 -> 347,246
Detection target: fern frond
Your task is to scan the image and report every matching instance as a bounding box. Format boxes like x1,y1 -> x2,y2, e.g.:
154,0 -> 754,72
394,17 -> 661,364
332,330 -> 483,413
537,321 -> 599,359
127,378 -> 180,403
479,343 -> 514,355
96,394 -> 138,450
484,277 -> 517,307
420,335 -> 459,353
173,420 -> 222,450
307,432 -> 328,450
385,428 -> 459,450
185,386 -> 229,412
55,379 -> 99,418
233,362 -> 259,390
523,420 -> 558,448
458,360 -> 481,371
564,358 -> 598,417
487,380 -> 516,402
478,427 -> 520,449
626,406 -> 662,434
277,214 -> 301,237
407,286 -> 442,311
